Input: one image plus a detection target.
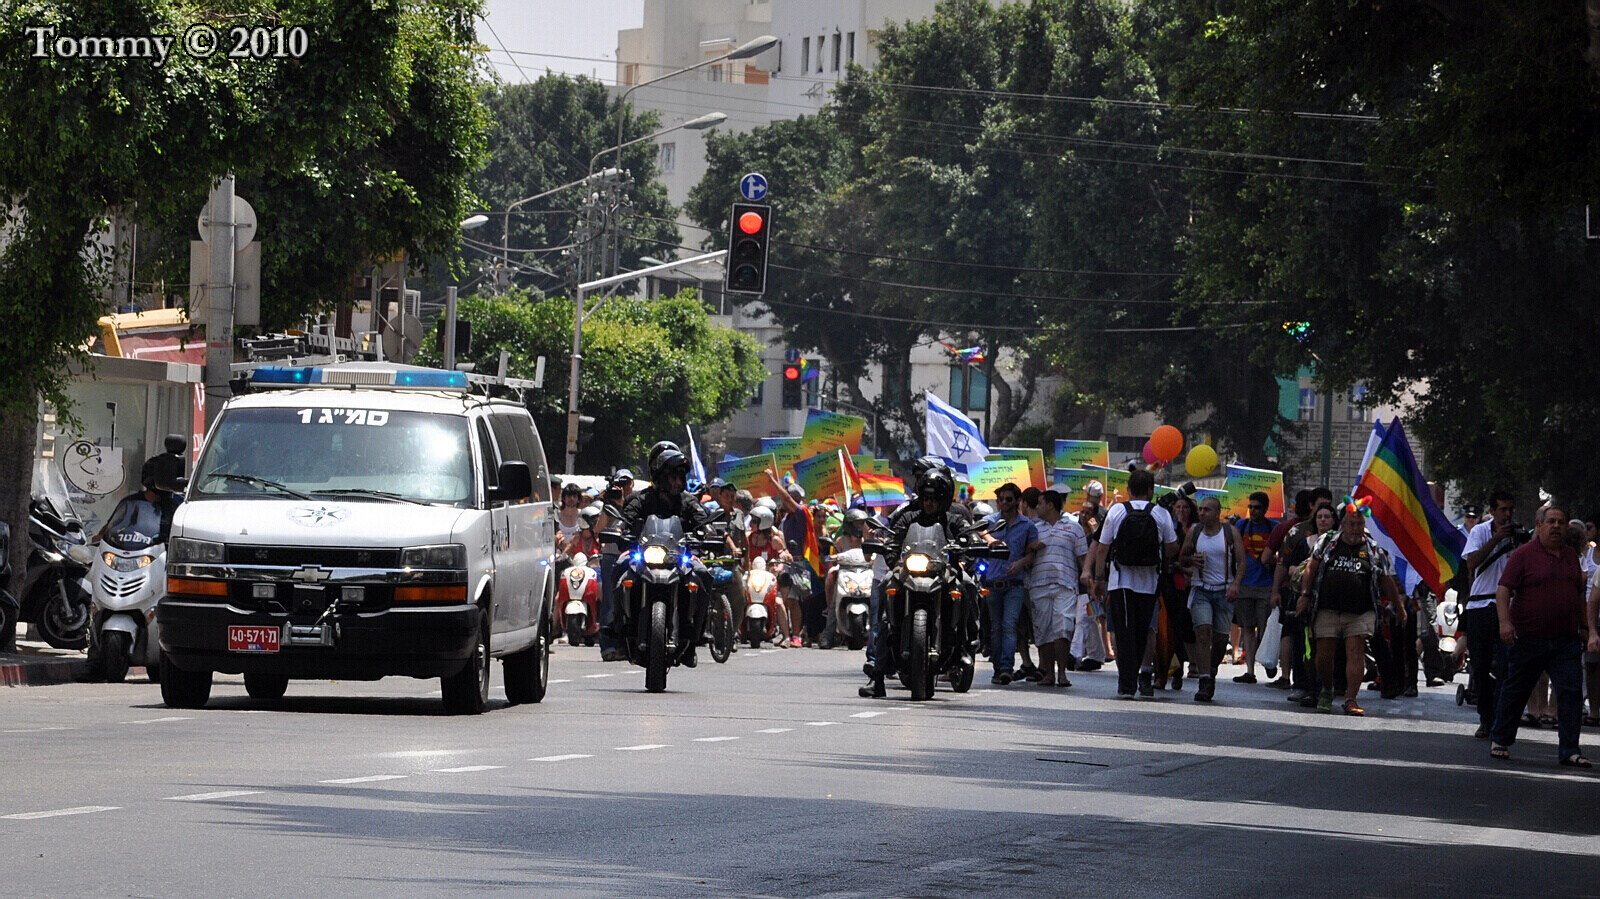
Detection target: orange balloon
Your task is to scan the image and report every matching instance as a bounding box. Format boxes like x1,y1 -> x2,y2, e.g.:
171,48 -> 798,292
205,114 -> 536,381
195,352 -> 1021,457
1150,425 -> 1184,462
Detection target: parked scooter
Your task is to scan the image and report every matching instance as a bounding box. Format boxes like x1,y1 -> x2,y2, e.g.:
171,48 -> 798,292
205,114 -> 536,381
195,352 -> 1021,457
558,552 -> 601,647
85,495 -> 169,682
740,557 -> 784,648
830,548 -> 874,651
18,494 -> 93,650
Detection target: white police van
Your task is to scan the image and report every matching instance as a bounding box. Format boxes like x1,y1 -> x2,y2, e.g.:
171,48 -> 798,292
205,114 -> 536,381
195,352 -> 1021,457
157,362 -> 556,714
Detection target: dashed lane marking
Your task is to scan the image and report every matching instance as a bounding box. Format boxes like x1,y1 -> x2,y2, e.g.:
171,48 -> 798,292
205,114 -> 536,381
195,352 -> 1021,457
4,806 -> 119,820
124,717 -> 193,725
756,728 -> 793,734
2,727 -> 70,733
849,711 -> 887,718
531,754 -> 593,762
693,736 -> 741,742
165,791 -> 264,802
319,775 -> 408,784
614,744 -> 670,751
430,766 -> 505,773
583,674 -> 616,679
804,721 -> 837,727
549,679 -> 572,684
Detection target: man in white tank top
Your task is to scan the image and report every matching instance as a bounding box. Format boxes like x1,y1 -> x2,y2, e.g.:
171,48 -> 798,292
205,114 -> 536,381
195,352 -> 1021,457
1178,496 -> 1248,703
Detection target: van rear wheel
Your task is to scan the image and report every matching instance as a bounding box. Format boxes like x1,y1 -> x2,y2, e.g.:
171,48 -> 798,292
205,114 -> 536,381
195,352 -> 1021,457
244,671 -> 288,700
442,607 -> 490,715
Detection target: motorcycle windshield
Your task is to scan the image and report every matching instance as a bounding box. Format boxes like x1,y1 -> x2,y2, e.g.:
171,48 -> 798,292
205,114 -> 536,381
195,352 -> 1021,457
903,522 -> 946,557
640,516 -> 685,550
103,499 -> 164,551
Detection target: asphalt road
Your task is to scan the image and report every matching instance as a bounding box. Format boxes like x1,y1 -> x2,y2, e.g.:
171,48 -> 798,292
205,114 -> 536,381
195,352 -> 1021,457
3,644 -> 1599,898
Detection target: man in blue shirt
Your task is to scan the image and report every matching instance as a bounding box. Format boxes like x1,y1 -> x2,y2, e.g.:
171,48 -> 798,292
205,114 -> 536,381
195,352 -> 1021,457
984,482 -> 1039,685
1233,491 -> 1278,684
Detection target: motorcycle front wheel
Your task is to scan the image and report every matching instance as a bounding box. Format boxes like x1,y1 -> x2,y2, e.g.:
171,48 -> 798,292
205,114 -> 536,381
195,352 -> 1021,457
38,586 -> 90,650
709,596 -> 732,664
103,631 -> 131,683
907,610 -> 933,701
645,601 -> 668,693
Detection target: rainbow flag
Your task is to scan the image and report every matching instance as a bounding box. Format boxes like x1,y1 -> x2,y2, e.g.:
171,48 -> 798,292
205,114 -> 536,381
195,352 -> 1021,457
1353,418 -> 1465,596
858,473 -> 908,508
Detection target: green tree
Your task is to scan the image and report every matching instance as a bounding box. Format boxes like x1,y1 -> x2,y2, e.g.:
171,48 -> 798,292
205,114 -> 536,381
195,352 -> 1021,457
415,289 -> 766,473
0,0 -> 488,607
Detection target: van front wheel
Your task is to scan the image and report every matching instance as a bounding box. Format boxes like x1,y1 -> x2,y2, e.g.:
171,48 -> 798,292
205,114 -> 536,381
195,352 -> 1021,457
442,607 -> 490,715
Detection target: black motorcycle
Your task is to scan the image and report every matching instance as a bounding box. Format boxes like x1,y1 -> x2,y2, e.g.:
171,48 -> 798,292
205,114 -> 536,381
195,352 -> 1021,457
604,513 -> 721,692
867,520 -> 1004,701
14,495 -> 93,650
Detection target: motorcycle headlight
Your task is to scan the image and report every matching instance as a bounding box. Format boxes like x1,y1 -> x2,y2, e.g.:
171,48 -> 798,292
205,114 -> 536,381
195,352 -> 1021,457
1439,636 -> 1458,653
747,572 -> 770,592
170,537 -> 225,564
643,545 -> 668,567
401,544 -> 466,570
905,553 -> 931,574
102,551 -> 117,567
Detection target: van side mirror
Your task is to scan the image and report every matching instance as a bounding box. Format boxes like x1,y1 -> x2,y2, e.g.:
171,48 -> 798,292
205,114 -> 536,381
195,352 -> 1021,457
494,461 -> 532,503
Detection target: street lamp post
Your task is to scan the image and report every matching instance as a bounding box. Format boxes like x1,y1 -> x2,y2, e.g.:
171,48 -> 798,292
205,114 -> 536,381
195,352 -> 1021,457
564,250 -> 729,475
444,215 -> 491,371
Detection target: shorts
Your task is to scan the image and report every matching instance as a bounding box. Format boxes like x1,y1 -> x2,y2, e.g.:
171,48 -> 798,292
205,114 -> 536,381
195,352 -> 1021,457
1029,586 -> 1077,645
1313,609 -> 1375,640
1188,586 -> 1233,633
1233,590 -> 1271,630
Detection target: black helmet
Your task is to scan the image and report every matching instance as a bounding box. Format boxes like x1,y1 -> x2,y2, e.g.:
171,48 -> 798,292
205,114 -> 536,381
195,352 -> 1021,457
647,441 -> 678,472
650,445 -> 690,484
911,455 -> 947,479
916,468 -> 954,506
843,508 -> 870,526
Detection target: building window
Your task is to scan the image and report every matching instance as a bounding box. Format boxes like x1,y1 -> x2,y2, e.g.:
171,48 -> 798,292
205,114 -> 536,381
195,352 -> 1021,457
749,378 -> 764,407
1298,387 -> 1318,421
817,35 -> 825,71
1347,384 -> 1369,421
948,365 -> 988,412
801,37 -> 809,73
831,33 -> 841,71
623,63 -> 639,85
847,32 -> 855,64
658,142 -> 675,175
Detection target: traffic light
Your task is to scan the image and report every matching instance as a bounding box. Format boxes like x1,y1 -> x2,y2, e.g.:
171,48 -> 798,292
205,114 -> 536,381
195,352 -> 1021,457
576,415 -> 596,451
781,360 -> 802,409
724,202 -> 772,296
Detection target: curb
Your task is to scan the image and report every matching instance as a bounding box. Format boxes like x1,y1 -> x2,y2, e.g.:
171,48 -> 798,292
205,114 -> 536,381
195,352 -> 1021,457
0,654 -> 88,687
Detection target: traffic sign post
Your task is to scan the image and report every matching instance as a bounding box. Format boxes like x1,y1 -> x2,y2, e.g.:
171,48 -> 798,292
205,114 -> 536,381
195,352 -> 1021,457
739,172 -> 768,202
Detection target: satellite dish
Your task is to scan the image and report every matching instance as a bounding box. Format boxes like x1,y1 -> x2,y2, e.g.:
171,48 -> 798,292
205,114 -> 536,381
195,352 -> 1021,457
197,196 -> 258,252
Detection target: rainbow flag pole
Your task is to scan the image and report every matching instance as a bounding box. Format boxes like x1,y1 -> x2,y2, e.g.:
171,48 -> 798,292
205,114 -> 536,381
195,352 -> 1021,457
1352,418 -> 1466,597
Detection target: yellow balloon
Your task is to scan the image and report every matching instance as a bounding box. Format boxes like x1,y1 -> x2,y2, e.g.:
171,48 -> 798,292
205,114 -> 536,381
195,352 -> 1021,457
1185,444 -> 1218,478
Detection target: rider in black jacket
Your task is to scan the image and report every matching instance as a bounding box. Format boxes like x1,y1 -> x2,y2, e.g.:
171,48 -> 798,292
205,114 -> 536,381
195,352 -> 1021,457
610,442 -> 712,666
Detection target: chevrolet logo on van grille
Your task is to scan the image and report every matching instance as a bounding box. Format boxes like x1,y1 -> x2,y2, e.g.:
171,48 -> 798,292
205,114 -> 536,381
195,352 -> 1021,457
290,566 -> 332,584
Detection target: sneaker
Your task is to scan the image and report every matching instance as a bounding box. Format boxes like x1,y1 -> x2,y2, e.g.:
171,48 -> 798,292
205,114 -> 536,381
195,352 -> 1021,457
1474,723 -> 1491,739
1269,677 -> 1293,690
1077,659 -> 1102,672
1233,672 -> 1258,684
1426,677 -> 1446,687
1299,693 -> 1320,708
1286,688 -> 1309,703
1317,690 -> 1334,713
1138,669 -> 1155,697
859,678 -> 886,698
992,672 -> 1013,686
1342,698 -> 1365,716
682,647 -> 698,668
1117,690 -> 1136,700
1402,685 -> 1419,698
1264,666 -> 1278,680
1194,676 -> 1215,702
790,637 -> 803,648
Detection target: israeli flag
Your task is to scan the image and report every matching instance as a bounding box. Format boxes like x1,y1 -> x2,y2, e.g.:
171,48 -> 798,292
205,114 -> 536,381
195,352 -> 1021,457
685,425 -> 707,487
924,390 -> 989,474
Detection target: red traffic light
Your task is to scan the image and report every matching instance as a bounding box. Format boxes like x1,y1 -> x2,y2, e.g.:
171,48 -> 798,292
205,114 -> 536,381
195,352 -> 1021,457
783,365 -> 800,381
739,211 -> 765,234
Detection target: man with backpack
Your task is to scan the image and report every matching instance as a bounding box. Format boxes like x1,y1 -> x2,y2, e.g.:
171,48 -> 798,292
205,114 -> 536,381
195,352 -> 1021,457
1087,469 -> 1179,698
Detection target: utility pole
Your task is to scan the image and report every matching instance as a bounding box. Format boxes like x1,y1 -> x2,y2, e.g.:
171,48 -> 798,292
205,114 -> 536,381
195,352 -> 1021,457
1320,389 -> 1334,488
443,286 -> 458,371
203,175 -> 236,426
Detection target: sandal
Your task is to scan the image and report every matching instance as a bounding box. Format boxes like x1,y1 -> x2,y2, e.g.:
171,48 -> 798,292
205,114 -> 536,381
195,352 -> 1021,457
1539,714 -> 1558,727
1522,712 -> 1542,729
1036,676 -> 1057,687
1584,715 -> 1600,727
1342,698 -> 1365,717
1490,745 -> 1511,761
1561,754 -> 1593,769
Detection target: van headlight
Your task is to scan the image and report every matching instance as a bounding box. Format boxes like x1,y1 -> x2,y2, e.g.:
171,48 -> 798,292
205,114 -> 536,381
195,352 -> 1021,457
170,537 -> 225,564
401,544 -> 466,569
905,553 -> 932,574
642,545 -> 669,567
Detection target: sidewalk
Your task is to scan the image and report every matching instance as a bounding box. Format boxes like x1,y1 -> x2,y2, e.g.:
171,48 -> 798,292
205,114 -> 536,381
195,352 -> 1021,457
0,638 -> 87,687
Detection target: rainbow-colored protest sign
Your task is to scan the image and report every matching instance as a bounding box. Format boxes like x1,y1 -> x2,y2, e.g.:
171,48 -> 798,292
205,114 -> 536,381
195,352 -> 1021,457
1083,464 -> 1130,503
1223,464 -> 1285,518
717,453 -> 783,499
793,451 -> 847,500
965,458 -> 1032,500
759,437 -> 803,478
988,447 -> 1047,491
1054,440 -> 1109,471
800,409 -> 865,456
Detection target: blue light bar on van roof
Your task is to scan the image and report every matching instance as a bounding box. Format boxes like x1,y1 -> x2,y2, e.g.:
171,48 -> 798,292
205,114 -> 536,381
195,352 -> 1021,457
249,366 -> 470,389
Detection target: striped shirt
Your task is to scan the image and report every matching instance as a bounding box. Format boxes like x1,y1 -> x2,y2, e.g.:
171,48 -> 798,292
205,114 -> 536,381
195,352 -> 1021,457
1030,516 -> 1088,591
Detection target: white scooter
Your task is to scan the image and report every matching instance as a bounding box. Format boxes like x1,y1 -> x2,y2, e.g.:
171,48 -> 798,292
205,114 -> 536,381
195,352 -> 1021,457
831,548 -> 874,651
84,496 -> 169,683
558,552 -> 601,647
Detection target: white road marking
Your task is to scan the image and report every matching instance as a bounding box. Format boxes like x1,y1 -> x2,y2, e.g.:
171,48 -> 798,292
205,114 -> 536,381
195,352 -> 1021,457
165,791 -> 264,802
319,775 -> 407,784
849,711 -> 887,718
4,806 -> 119,820
583,673 -> 616,679
804,721 -> 837,727
124,716 -> 193,725
549,679 -> 572,684
430,766 -> 505,773
2,727 -> 70,733
693,736 -> 741,742
614,744 -> 670,751
756,728 -> 793,734
531,754 -> 593,762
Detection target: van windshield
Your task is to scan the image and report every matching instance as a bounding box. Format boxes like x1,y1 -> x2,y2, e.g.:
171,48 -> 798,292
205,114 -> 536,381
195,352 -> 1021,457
191,407 -> 472,505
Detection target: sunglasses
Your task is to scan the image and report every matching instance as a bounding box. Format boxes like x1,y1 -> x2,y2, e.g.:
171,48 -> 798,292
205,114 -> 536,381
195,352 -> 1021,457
1248,504 -> 1266,511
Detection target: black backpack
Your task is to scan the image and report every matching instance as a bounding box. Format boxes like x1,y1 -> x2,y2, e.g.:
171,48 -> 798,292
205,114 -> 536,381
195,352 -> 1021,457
1110,501 -> 1162,568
